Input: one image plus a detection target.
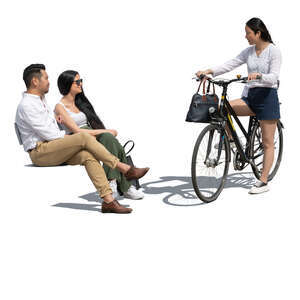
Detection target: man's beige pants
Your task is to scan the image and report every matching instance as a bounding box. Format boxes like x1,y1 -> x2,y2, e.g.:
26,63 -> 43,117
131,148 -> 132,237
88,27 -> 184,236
29,132 -> 119,198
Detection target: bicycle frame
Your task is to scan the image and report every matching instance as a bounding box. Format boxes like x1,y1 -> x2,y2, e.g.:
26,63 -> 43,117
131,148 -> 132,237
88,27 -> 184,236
204,76 -> 258,165
222,96 -> 256,163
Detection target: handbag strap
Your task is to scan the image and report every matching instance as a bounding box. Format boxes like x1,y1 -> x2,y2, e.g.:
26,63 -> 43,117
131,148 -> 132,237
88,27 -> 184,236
206,81 -> 216,95
202,80 -> 207,100
212,83 -> 218,102
206,81 -> 211,94
205,81 -> 218,103
196,80 -> 203,94
197,79 -> 218,102
210,83 -> 217,102
123,140 -> 135,155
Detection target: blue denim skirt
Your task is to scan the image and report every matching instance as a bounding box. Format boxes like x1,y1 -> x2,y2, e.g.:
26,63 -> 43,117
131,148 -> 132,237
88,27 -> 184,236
242,87 -> 280,120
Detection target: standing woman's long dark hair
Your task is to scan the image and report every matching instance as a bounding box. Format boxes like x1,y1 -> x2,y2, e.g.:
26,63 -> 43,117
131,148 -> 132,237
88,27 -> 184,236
57,70 -> 106,129
246,17 -> 273,44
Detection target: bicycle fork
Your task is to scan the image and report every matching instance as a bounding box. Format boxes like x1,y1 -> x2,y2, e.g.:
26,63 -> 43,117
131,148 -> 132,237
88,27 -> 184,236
204,130 -> 215,168
204,128 -> 225,168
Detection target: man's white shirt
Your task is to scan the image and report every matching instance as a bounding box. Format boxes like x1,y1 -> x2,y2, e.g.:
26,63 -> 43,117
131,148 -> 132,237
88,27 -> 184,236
15,92 -> 65,152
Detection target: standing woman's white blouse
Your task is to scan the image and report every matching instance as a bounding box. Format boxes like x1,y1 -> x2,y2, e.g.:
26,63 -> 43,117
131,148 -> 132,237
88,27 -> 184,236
211,44 -> 282,97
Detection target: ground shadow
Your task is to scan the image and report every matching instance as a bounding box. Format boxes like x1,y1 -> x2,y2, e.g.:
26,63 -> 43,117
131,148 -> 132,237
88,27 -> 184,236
52,203 -> 101,212
52,172 -> 255,210
78,191 -> 103,203
25,164 -> 68,168
141,172 -> 255,206
52,192 -> 129,212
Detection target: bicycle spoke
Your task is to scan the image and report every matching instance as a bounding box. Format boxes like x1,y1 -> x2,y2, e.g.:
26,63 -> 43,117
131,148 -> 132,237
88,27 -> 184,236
253,152 -> 264,160
256,161 -> 263,167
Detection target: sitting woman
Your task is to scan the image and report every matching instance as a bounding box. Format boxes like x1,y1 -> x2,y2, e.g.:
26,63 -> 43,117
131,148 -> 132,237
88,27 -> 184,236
55,70 -> 145,200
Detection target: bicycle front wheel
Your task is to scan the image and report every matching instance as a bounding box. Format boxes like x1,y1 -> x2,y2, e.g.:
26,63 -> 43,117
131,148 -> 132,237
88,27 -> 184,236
250,121 -> 283,181
191,124 -> 230,203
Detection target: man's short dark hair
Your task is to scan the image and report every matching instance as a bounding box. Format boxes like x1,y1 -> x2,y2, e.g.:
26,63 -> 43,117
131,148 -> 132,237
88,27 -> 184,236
23,64 -> 46,88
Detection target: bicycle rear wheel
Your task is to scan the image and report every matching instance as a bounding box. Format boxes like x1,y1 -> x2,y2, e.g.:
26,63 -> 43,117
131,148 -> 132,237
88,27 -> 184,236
250,121 -> 283,181
191,124 -> 230,203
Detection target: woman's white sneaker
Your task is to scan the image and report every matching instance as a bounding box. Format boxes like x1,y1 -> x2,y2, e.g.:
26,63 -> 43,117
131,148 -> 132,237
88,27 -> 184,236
124,186 -> 144,200
249,180 -> 269,194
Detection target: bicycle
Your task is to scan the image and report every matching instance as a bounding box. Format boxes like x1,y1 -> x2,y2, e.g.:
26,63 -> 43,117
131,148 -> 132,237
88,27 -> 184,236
191,75 -> 284,203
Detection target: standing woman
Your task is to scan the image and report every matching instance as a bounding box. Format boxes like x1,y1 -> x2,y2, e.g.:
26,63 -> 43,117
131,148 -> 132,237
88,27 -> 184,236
55,70 -> 145,200
196,17 -> 282,194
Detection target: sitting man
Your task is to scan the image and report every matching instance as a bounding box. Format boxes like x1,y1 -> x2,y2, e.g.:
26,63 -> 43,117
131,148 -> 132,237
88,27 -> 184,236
15,64 -> 149,214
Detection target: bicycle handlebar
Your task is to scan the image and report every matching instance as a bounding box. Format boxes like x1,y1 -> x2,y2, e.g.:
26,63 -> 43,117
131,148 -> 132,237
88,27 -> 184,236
193,74 -> 261,86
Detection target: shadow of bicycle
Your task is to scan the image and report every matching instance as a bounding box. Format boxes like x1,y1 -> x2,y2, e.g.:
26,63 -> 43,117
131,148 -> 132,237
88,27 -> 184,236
52,172 -> 256,211
141,172 -> 255,206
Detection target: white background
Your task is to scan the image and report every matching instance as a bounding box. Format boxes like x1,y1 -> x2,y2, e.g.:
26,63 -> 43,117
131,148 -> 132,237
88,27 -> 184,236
1,1 -> 300,299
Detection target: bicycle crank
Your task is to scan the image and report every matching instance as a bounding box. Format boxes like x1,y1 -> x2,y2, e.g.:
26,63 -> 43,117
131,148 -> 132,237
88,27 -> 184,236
233,151 -> 247,170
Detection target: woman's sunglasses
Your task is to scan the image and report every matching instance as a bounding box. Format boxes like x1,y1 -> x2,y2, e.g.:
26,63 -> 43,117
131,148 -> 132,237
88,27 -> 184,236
74,79 -> 83,86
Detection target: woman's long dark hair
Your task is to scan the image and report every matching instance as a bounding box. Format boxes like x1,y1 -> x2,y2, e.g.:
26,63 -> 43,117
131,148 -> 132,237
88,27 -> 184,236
246,17 -> 273,44
57,70 -> 106,129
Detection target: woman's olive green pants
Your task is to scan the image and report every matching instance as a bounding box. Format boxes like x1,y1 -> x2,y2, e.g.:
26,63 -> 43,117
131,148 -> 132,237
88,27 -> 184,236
81,126 -> 131,194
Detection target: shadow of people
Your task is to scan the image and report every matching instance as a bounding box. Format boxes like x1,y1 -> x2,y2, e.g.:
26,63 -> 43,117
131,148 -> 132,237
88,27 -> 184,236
52,192 -> 129,213
52,172 -> 255,211
52,202 -> 101,212
78,191 -> 103,203
25,163 -> 68,167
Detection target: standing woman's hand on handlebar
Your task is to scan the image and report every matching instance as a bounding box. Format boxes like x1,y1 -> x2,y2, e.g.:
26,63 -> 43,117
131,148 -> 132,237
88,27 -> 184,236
195,69 -> 213,79
248,72 -> 262,81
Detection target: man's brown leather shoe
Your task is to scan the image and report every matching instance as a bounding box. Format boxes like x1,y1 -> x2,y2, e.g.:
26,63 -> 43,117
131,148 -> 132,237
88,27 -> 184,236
101,200 -> 132,214
125,166 -> 149,181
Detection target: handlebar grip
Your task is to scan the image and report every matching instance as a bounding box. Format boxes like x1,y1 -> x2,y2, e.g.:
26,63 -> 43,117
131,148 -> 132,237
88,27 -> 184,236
242,75 -> 261,81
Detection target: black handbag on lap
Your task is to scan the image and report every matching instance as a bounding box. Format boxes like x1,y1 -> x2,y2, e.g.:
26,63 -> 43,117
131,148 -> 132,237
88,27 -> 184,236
123,140 -> 141,190
185,80 -> 219,123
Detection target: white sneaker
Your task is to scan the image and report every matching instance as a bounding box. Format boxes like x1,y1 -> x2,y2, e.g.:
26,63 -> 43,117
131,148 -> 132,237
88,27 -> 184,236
109,179 -> 119,199
249,180 -> 269,194
124,185 -> 144,200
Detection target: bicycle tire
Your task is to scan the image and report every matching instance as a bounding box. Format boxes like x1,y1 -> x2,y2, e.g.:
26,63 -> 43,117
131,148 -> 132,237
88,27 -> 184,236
249,121 -> 283,181
191,124 -> 230,203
